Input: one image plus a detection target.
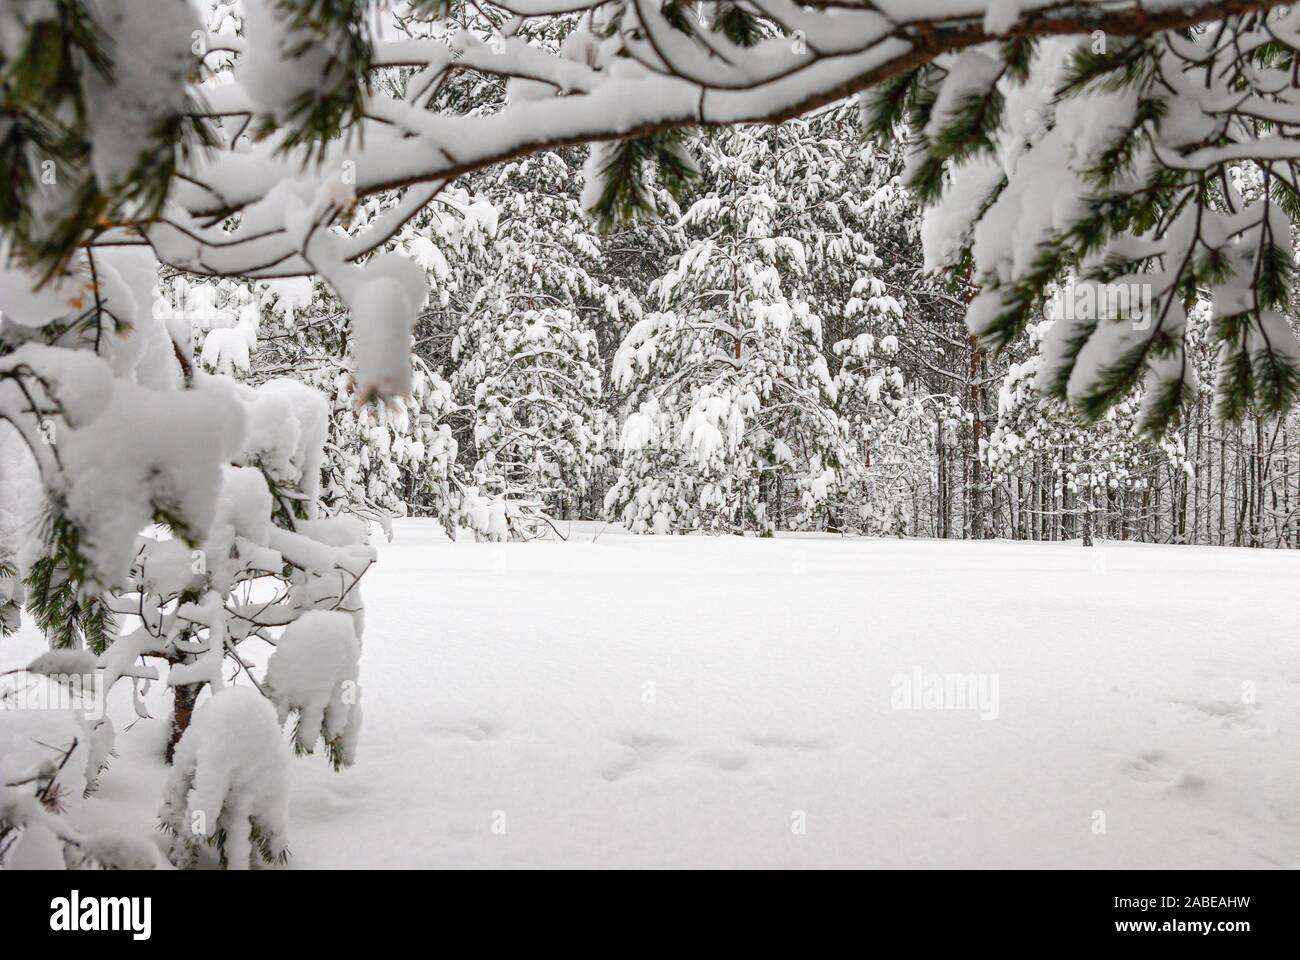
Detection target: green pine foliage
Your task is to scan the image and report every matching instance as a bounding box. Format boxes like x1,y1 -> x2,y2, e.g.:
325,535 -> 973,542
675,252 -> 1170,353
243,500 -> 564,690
23,509 -> 115,654
252,1 -> 376,162
0,0 -> 211,279
585,129 -> 700,233
899,30 -> 1300,437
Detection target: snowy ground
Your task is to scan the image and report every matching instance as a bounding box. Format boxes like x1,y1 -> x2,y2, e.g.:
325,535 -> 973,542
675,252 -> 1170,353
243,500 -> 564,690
4,520 -> 1300,868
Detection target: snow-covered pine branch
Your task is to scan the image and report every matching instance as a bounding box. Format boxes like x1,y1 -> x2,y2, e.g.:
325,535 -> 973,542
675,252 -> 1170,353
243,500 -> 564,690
6,0 -> 1294,432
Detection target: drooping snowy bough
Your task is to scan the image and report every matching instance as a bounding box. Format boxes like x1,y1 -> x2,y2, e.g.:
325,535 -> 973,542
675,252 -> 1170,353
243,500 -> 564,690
3,0 -> 1300,865
10,1 -> 1300,423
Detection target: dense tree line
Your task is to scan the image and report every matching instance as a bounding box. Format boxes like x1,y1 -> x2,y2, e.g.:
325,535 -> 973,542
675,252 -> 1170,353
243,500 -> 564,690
231,108 -> 1300,548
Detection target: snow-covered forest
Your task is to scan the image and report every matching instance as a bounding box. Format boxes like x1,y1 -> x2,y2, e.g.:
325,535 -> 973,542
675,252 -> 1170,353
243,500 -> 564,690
3,0 -> 1300,873
160,114 -> 1300,549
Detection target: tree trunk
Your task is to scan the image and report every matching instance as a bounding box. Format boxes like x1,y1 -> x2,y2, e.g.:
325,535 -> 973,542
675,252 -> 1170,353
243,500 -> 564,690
966,334 -> 986,540
166,682 -> 202,765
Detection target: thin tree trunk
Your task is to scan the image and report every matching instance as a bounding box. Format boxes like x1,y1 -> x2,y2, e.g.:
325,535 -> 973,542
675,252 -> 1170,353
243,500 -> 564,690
166,682 -> 202,765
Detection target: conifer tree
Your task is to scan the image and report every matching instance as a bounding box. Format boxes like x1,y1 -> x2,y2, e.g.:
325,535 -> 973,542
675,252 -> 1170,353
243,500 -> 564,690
445,154 -> 615,537
606,122 -> 854,533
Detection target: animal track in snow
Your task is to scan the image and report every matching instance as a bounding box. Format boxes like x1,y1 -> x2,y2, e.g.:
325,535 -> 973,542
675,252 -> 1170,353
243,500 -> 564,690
600,733 -> 678,781
600,732 -> 834,783
695,749 -> 750,772
1123,750 -> 1206,796
1173,698 -> 1269,732
293,780 -> 369,817
426,717 -> 503,741
747,733 -> 833,752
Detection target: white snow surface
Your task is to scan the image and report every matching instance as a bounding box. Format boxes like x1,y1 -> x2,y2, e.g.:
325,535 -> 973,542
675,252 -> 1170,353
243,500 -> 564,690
3,520 -> 1299,868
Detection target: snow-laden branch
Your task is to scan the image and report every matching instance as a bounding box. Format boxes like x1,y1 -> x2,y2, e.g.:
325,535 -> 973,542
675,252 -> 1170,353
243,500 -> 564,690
115,0 -> 1286,279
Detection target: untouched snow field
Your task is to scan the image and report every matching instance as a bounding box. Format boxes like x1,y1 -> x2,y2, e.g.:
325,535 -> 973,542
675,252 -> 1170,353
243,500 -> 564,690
4,519 -> 1300,868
